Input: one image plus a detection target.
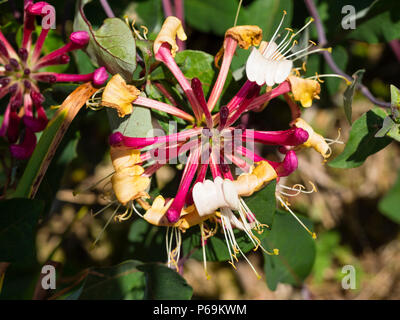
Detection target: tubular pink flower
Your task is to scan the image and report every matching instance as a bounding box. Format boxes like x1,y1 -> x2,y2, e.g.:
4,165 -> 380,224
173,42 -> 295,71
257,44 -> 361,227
186,161 -> 209,205
243,127 -> 309,146
135,96 -> 194,122
153,82 -> 179,107
7,111 -> 21,143
220,156 -> 234,180
34,53 -> 70,70
224,151 -> 251,173
109,128 -> 202,149
156,43 -> 203,121
225,85 -> 260,127
10,127 -> 37,159
247,80 -> 291,111
31,28 -> 50,63
267,150 -> 298,177
207,37 -> 237,111
21,0 -> 36,49
191,78 -> 213,128
167,147 -> 200,222
36,31 -> 89,64
235,145 -> 265,163
0,101 -> 12,137
209,149 -> 223,179
0,3 -> 100,159
23,94 -> 48,133
0,40 -> 10,59
34,67 -> 108,85
213,80 -> 257,126
0,30 -> 17,59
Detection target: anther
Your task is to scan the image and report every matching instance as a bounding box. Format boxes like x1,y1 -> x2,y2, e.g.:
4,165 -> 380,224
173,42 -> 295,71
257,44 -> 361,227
219,106 -> 229,128
18,48 -> 28,62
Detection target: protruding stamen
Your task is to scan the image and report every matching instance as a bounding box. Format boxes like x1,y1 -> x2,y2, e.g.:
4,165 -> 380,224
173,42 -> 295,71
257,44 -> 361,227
276,195 -> 317,239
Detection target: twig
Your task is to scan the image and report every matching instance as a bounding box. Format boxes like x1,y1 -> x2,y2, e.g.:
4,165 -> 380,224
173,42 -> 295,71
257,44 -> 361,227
174,0 -> 186,50
304,0 -> 391,108
99,0 -> 115,18
162,0 -> 174,17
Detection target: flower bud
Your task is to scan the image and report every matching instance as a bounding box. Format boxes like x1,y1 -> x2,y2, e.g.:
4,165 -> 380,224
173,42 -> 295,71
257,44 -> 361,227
69,31 -> 90,48
93,67 -> 108,86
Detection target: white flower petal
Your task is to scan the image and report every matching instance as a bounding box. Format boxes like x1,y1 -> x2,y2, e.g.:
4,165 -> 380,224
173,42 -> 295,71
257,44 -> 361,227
222,179 -> 240,210
274,59 -> 293,84
265,60 -> 278,87
192,182 -> 207,216
262,41 -> 278,59
246,47 -> 266,85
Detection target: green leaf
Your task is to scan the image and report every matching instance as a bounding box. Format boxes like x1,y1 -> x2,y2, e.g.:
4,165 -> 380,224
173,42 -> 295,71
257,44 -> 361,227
390,84 -> 400,120
0,199 -> 44,263
245,180 -> 276,226
184,0 -> 293,38
329,108 -> 392,169
62,260 -> 193,300
106,104 -> 153,138
126,218 -> 166,263
74,0 -> 137,81
318,1 -> 400,44
375,115 -> 395,138
239,0 -> 293,40
76,260 -> 146,300
184,0 -> 238,35
137,263 -> 193,300
262,210 -> 316,291
386,124 -> 400,142
343,69 -> 365,124
347,1 -> 400,43
379,169 -> 400,224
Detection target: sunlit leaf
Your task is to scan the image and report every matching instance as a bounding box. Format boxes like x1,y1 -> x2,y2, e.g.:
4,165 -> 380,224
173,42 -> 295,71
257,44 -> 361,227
74,0 -> 137,81
262,209 -> 316,291
379,168 -> 400,224
329,108 -> 392,168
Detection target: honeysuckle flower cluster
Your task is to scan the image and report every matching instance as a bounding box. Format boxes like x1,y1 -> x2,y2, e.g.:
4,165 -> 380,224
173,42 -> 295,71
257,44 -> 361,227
0,0 -> 108,159
95,14 -> 343,277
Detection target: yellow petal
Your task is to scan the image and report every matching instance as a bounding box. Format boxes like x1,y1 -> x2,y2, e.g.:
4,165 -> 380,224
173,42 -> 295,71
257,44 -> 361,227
288,75 -> 321,108
232,173 -> 260,197
102,74 -> 141,117
110,146 -> 141,171
225,25 -> 263,50
111,166 -> 150,205
175,205 -> 213,231
233,161 -> 277,197
154,16 -> 187,57
143,195 -> 174,226
252,161 -> 278,190
292,118 -> 331,158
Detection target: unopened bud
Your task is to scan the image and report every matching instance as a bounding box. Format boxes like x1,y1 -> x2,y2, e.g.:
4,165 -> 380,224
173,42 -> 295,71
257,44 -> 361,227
70,31 -> 90,47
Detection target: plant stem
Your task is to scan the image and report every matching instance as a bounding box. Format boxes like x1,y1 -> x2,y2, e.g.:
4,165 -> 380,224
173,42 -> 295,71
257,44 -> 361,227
304,0 -> 391,108
99,0 -> 115,18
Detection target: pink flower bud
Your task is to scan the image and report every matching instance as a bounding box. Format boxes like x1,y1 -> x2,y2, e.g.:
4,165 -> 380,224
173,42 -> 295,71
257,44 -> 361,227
92,67 -> 108,86
27,2 -> 51,16
69,31 -> 90,47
